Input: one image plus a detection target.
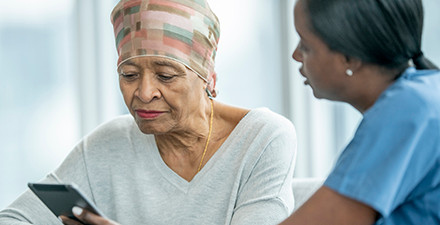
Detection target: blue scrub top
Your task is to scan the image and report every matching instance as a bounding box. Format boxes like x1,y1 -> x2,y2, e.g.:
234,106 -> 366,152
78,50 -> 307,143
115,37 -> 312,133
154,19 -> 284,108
324,67 -> 440,224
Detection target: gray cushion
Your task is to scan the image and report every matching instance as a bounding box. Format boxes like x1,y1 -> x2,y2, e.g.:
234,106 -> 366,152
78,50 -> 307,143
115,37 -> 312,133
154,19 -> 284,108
292,177 -> 325,211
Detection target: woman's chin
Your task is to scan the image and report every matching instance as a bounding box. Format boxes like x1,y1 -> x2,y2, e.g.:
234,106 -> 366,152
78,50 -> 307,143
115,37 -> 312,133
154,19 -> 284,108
312,93 -> 324,99
135,120 -> 166,135
311,89 -> 326,100
312,90 -> 341,102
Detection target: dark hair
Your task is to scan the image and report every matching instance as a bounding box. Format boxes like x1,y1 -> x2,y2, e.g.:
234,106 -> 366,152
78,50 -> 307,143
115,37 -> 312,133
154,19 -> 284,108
301,0 -> 439,71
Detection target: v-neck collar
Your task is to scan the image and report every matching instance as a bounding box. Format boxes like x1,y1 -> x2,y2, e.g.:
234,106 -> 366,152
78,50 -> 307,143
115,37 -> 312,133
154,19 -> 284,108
133,108 -> 265,194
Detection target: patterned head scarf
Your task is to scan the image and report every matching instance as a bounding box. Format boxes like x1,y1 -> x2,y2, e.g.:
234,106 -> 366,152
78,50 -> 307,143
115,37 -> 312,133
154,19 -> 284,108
111,0 -> 220,82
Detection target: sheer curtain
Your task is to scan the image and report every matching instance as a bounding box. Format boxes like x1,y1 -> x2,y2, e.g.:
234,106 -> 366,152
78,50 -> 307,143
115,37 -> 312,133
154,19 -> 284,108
210,0 -> 362,178
0,0 -> 78,209
1,0 -> 439,210
0,0 -> 121,209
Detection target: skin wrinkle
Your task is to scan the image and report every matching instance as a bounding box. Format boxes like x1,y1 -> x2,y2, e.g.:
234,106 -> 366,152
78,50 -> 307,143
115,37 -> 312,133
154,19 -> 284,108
119,56 -> 216,179
57,1 -> 257,224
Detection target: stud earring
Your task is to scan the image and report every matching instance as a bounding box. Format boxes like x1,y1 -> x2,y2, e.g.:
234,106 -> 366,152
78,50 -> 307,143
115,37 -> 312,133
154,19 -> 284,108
346,69 -> 353,76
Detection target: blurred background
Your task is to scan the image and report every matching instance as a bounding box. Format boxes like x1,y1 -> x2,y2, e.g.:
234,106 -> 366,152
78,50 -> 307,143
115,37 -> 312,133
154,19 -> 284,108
1,0 -> 439,209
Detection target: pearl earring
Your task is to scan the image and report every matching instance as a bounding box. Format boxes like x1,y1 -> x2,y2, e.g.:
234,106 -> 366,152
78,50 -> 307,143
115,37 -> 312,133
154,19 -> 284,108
346,69 -> 353,76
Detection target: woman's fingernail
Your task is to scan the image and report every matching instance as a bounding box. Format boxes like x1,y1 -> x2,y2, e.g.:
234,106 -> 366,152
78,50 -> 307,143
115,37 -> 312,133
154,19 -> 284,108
72,206 -> 83,215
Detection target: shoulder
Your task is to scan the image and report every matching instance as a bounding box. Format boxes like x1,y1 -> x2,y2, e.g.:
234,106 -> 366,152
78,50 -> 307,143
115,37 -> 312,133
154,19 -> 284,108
81,114 -> 141,147
68,114 -> 154,167
230,107 -> 297,151
391,68 -> 440,109
88,114 -> 135,136
245,108 -> 296,134
366,68 -> 440,125
215,102 -> 296,140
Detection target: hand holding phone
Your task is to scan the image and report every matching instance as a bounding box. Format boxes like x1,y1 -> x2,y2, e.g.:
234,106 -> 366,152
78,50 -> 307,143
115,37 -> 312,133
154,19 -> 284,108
28,183 -> 107,224
60,206 -> 121,225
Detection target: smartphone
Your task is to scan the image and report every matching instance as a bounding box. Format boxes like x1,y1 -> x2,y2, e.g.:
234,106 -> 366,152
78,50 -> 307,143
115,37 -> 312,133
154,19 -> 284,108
28,183 -> 107,223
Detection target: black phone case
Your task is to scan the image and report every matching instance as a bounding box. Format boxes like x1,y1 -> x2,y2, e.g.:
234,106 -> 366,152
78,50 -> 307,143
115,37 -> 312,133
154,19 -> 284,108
28,183 -> 106,224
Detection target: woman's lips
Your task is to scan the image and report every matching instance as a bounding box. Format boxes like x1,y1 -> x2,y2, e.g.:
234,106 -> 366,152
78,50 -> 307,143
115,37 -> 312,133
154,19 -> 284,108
299,68 -> 309,85
136,110 -> 165,119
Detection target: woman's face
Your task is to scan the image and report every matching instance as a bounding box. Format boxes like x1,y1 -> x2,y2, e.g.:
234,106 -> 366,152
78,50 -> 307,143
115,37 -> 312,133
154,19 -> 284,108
292,0 -> 350,101
119,57 -> 207,135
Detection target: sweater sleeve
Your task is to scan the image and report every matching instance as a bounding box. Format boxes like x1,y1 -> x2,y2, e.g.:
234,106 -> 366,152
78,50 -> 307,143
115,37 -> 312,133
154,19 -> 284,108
0,141 -> 93,225
230,122 -> 297,225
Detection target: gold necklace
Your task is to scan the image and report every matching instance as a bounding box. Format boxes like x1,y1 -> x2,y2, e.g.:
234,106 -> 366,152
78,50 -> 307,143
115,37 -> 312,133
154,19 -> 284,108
155,99 -> 214,174
198,98 -> 214,173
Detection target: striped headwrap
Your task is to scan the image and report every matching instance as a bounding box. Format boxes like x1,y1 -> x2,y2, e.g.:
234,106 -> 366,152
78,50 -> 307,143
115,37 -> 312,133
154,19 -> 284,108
111,0 -> 220,82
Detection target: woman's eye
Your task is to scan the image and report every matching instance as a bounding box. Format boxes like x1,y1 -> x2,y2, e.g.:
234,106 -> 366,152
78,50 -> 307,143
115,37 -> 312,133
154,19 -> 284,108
298,41 -> 308,51
120,73 -> 138,80
157,74 -> 175,81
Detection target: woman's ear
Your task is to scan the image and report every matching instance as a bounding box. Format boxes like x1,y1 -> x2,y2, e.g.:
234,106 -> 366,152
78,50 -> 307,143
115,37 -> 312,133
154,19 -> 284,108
207,73 -> 218,98
345,55 -> 362,74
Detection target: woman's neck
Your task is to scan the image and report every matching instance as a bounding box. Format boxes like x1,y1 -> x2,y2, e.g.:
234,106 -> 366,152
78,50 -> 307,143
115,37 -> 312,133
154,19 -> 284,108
155,130 -> 209,156
155,100 -> 213,156
153,101 -> 250,181
154,99 -> 213,181
345,66 -> 397,114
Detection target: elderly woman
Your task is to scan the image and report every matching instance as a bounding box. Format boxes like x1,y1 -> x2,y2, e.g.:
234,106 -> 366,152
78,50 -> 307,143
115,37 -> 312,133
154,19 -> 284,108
280,0 -> 440,224
0,0 -> 296,224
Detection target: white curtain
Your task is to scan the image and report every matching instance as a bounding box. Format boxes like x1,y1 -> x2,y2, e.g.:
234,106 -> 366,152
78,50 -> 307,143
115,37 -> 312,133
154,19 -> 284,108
210,0 -> 362,178
75,0 -> 125,135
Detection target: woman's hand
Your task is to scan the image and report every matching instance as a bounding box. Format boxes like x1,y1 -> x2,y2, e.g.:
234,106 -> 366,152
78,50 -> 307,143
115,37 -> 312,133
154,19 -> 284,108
60,206 -> 121,225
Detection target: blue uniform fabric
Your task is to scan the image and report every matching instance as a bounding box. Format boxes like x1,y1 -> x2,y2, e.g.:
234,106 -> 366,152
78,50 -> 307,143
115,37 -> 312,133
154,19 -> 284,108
324,67 -> 440,224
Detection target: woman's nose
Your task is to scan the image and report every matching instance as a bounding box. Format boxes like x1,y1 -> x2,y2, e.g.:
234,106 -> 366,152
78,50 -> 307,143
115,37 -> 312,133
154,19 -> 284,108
134,76 -> 161,103
292,45 -> 302,62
